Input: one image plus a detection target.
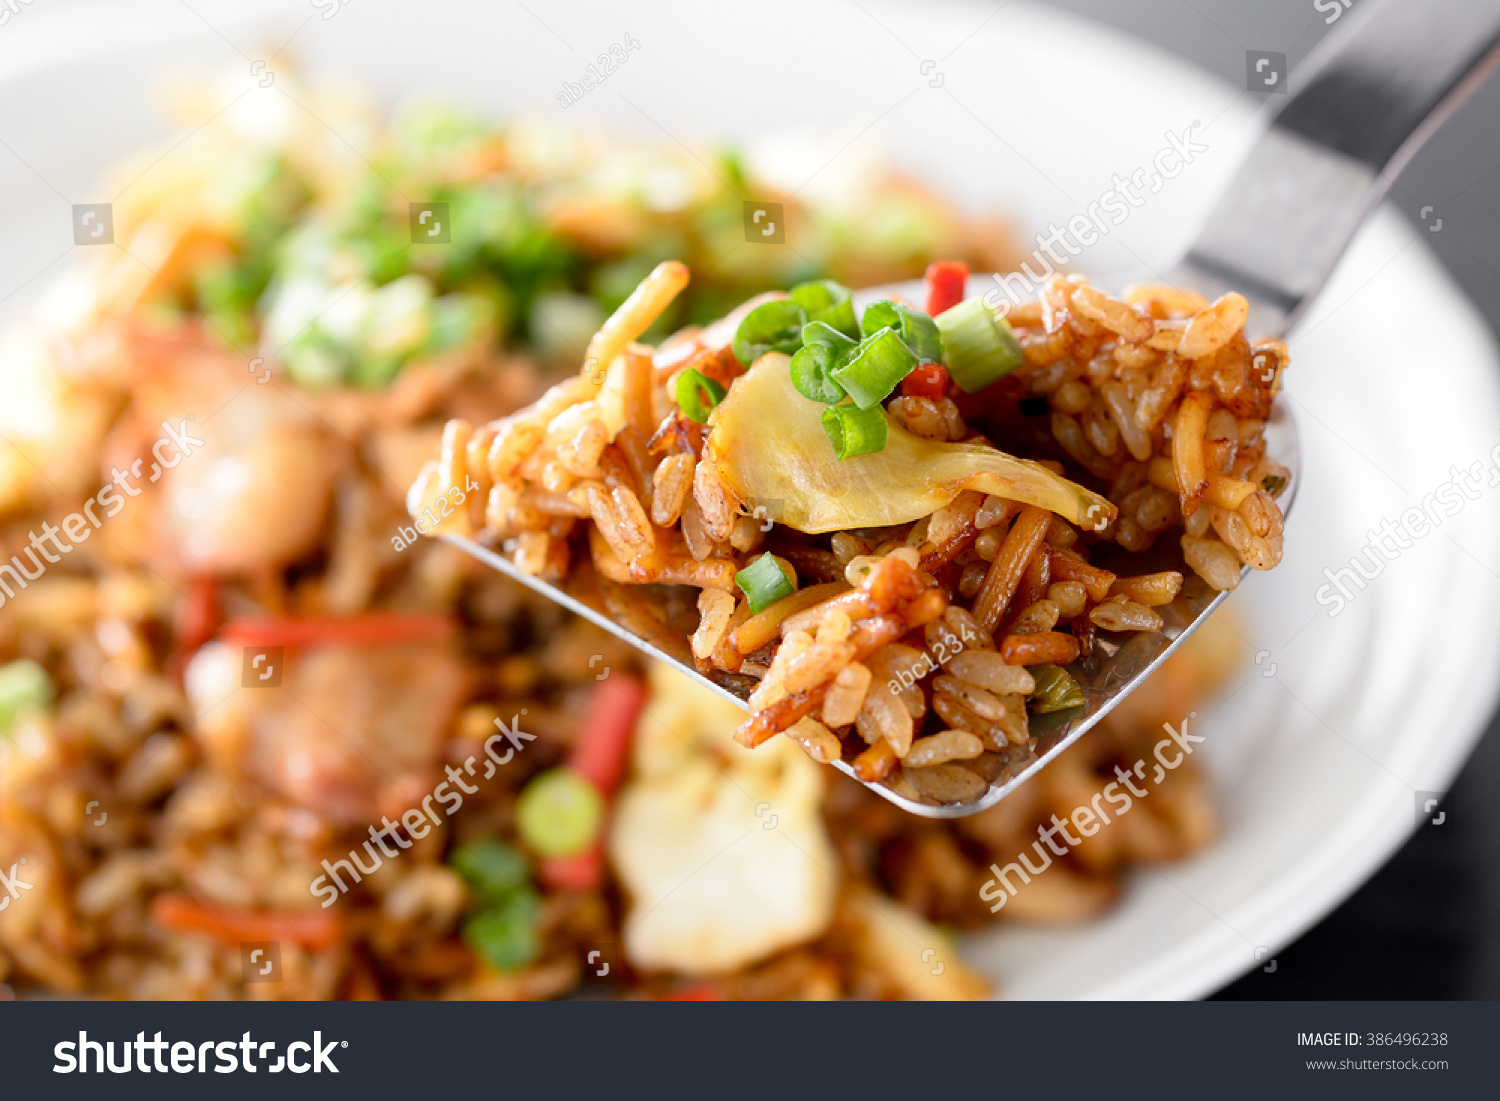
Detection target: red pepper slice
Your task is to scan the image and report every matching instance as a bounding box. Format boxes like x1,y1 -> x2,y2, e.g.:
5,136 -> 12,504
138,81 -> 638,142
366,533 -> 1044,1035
150,894 -> 345,950
566,673 -> 648,796
901,363 -> 951,400
537,674 -> 649,893
169,575 -> 221,681
538,844 -> 604,894
924,259 -> 968,316
218,613 -> 457,649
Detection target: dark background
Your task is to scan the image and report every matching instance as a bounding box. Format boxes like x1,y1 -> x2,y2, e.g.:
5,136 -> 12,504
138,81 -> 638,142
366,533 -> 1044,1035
1033,0 -> 1500,999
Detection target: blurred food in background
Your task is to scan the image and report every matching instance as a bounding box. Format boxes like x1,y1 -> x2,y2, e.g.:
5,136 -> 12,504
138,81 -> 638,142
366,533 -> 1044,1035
0,69 -> 1229,1000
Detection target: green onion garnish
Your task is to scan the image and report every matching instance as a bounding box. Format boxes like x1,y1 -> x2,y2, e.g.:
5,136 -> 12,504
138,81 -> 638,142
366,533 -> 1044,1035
900,309 -> 942,364
449,835 -> 543,971
858,300 -> 942,364
831,327 -> 919,409
935,297 -> 1024,393
789,279 -> 858,338
800,319 -> 856,355
517,767 -> 605,857
735,552 -> 796,613
449,838 -> 531,904
1261,474 -> 1288,496
860,299 -> 901,338
821,403 -> 889,461
790,342 -> 847,404
676,367 -> 727,423
732,298 -> 806,366
462,888 -> 542,972
789,321 -> 855,405
1030,663 -> 1085,713
0,659 -> 53,738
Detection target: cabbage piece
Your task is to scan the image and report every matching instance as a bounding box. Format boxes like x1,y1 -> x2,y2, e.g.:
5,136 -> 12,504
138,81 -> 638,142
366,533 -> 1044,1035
706,353 -> 1116,534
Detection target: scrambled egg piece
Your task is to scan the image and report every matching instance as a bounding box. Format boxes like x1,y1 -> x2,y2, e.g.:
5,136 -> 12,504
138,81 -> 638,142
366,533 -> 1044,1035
608,664 -> 837,975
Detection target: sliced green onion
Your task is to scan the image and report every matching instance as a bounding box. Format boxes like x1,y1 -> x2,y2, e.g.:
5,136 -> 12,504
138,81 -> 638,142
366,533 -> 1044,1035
1030,664 -> 1085,714
791,319 -> 858,404
789,342 -> 847,404
935,297 -> 1024,392
860,299 -> 900,338
831,327 -> 919,409
462,887 -> 542,972
529,290 -> 606,367
282,327 -> 349,390
0,659 -> 53,738
859,299 -> 941,363
900,308 -> 942,364
788,280 -> 839,314
194,257 -> 264,312
800,319 -> 856,356
676,368 -> 727,423
449,837 -> 531,904
517,767 -> 604,857
821,403 -> 889,461
427,292 -> 495,353
732,298 -> 806,366
722,149 -> 748,192
735,552 -> 796,613
789,279 -> 858,338
350,352 -> 404,389
1261,474 -> 1288,496
448,834 -> 542,971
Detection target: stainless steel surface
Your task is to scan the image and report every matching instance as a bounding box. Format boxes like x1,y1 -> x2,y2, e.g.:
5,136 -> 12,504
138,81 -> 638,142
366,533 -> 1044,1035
444,531 -> 761,715
446,400 -> 1298,821
447,0 -> 1500,817
1180,0 -> 1500,335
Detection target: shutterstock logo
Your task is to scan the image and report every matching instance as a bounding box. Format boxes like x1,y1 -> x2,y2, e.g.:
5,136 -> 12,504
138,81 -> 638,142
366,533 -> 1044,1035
54,1031 -> 346,1074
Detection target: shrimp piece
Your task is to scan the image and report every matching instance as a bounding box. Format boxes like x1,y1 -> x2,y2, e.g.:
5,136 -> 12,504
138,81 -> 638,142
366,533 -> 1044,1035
99,336 -> 341,574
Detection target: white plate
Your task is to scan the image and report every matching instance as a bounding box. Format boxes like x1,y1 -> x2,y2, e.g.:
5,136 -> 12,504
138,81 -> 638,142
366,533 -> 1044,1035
3,0 -> 1498,1000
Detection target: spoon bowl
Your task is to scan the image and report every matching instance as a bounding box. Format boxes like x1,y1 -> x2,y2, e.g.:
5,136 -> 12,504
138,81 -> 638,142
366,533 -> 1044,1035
444,269 -> 1301,818
446,0 -> 1500,815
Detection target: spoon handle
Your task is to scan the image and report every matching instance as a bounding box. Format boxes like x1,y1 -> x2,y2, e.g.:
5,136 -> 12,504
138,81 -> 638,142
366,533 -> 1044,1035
1181,0 -> 1500,335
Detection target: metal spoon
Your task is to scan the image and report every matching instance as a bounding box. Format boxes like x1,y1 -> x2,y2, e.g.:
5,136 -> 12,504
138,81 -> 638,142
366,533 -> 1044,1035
448,0 -> 1500,817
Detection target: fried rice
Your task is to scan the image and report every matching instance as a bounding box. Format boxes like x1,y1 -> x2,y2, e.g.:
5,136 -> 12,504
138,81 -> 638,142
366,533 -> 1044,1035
0,73 -> 1244,1001
411,260 -> 1289,807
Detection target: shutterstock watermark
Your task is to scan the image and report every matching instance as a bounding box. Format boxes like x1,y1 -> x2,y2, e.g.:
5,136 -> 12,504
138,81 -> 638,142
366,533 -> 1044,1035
310,0 -> 352,21
310,711 -> 533,907
0,419 -> 204,611
1314,0 -> 1356,25
743,201 -> 785,245
982,122 -> 1208,317
0,0 -> 41,30
1315,446 -> 1500,617
0,857 -> 34,912
978,713 -> 1202,912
